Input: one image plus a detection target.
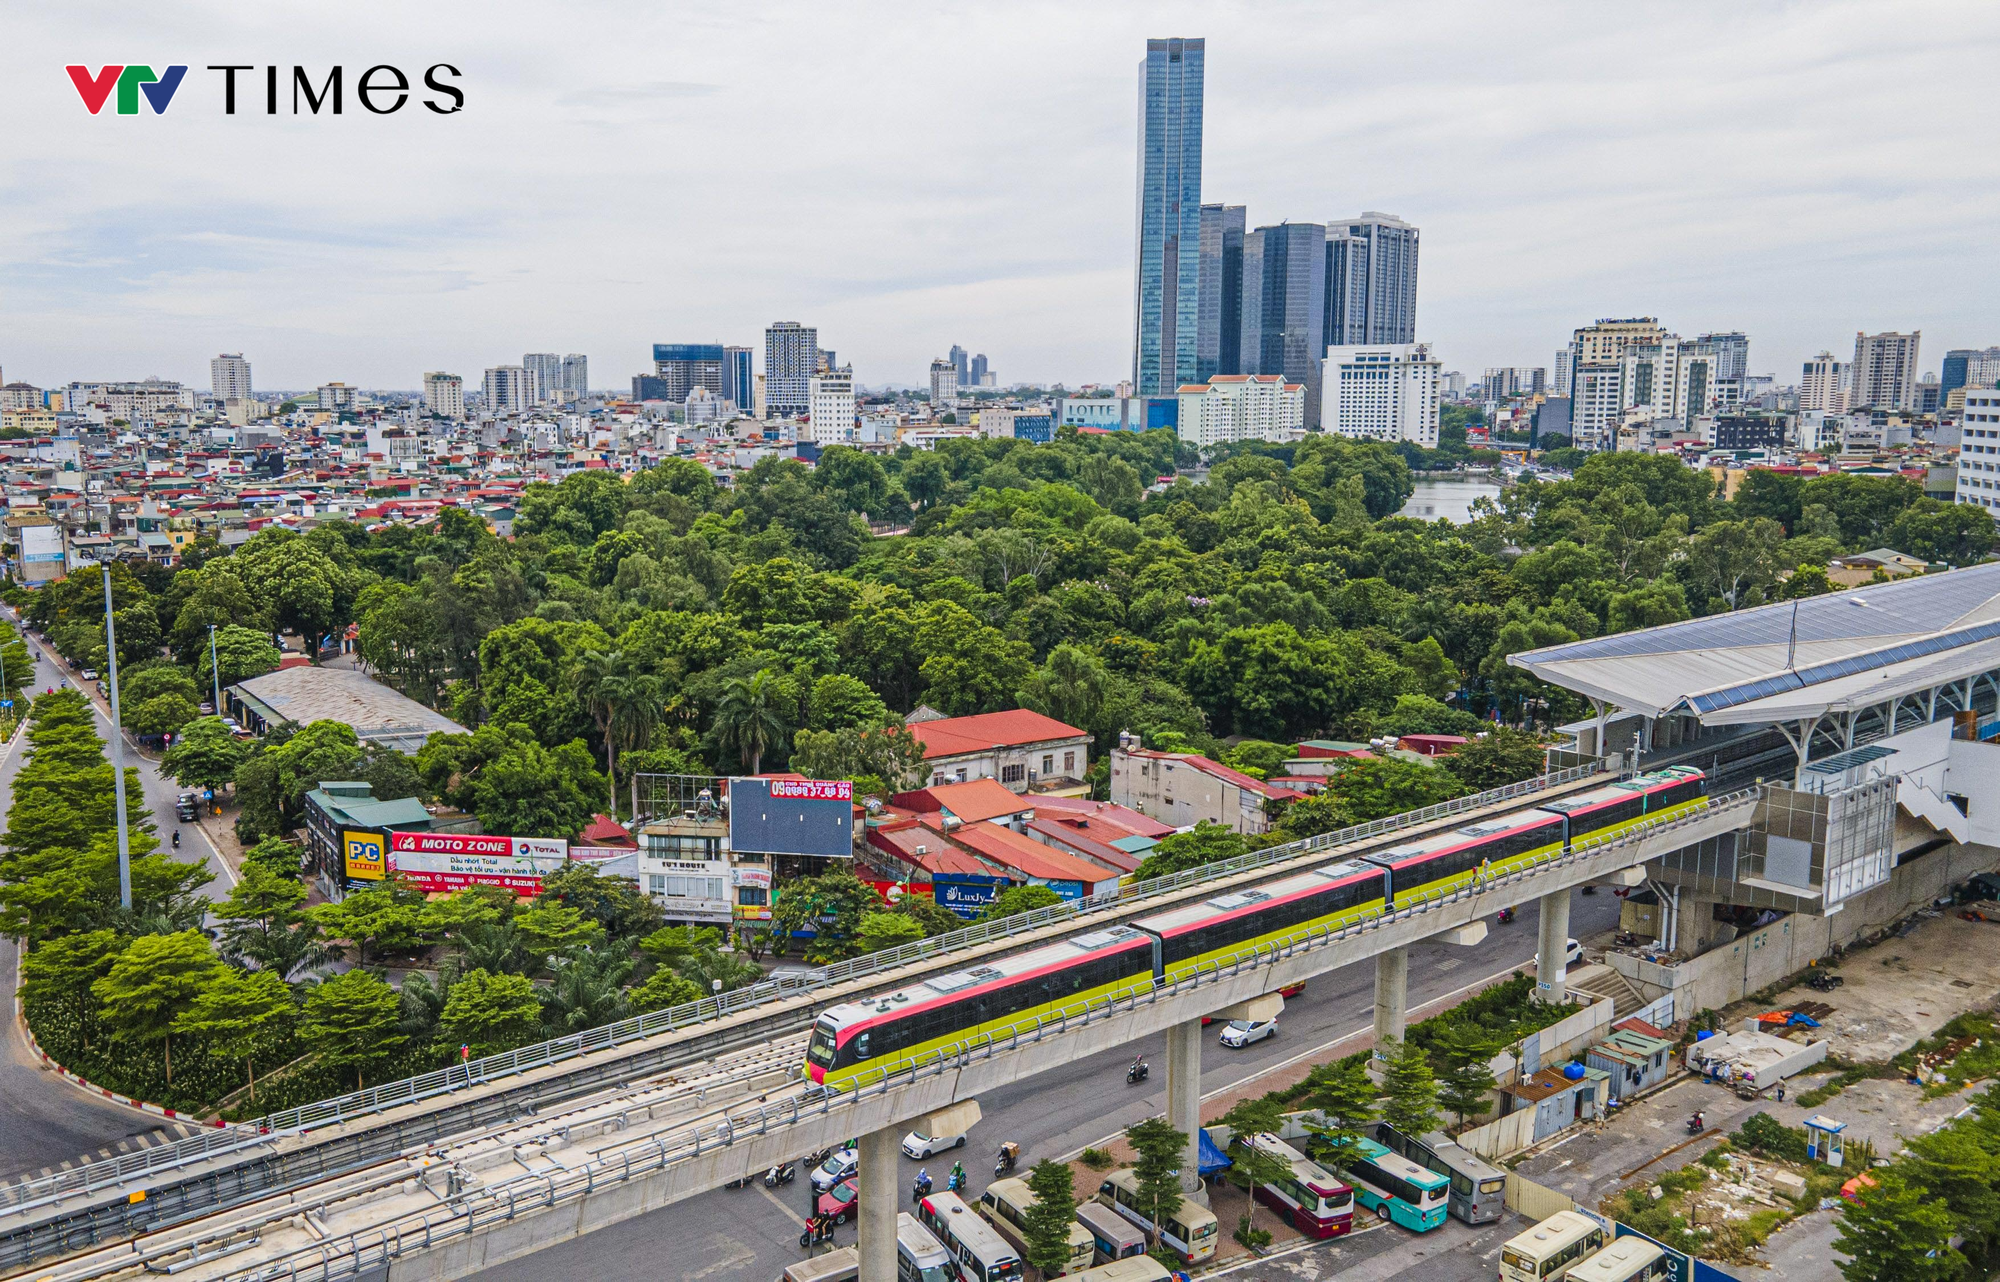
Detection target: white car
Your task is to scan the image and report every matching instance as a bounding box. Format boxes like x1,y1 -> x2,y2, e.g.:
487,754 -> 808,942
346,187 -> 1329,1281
901,1129 -> 966,1160
1566,937 -> 1583,967
810,1147 -> 859,1193
1219,1018 -> 1277,1048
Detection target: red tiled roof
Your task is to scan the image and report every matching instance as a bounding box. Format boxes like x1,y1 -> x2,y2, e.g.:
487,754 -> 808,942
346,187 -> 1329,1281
867,823 -> 994,877
949,823 -> 1114,885
578,813 -> 634,845
1023,818 -> 1142,875
1027,795 -> 1176,839
906,710 -> 1086,760
889,778 -> 1028,824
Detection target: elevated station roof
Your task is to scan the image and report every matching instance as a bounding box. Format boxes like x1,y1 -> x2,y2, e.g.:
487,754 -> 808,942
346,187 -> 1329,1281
1511,561 -> 2000,726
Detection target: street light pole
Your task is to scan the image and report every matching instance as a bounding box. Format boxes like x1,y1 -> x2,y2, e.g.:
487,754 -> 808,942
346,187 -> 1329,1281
101,564 -> 131,911
208,623 -> 221,713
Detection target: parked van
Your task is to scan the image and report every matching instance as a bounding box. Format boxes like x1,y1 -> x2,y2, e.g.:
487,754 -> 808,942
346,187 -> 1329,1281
1095,1168 -> 1219,1265
1068,1260 -> 1171,1282
1075,1200 -> 1147,1265
978,1176 -> 1094,1275
778,1214 -> 955,1282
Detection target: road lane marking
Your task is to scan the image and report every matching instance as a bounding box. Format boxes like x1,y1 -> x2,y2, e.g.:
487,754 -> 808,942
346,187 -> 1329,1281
757,1181 -> 808,1229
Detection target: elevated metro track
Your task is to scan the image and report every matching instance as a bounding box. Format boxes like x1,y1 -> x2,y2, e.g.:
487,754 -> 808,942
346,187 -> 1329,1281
14,790 -> 1758,1282
1,762 -> 1628,1273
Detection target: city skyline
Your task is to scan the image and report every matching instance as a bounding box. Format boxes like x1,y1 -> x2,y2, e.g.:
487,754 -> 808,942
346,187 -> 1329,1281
7,2 -> 2000,390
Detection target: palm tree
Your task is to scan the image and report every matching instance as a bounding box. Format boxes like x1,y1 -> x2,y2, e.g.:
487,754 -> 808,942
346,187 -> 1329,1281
571,650 -> 663,817
542,948 -> 635,1035
712,670 -> 787,775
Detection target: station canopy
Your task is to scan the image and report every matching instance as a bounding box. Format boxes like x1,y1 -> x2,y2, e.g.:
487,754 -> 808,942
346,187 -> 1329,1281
1510,561 -> 2000,726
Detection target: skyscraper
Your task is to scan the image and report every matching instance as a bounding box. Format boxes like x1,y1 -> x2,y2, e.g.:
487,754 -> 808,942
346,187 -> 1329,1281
1800,352 -> 1849,414
210,353 -> 252,401
560,354 -> 589,397
522,353 -> 562,404
1239,221 -> 1327,427
1850,331 -> 1921,410
1324,212 -> 1419,347
1553,347 -> 1574,397
1568,317 -> 1667,450
1698,333 -> 1749,383
422,372 -> 464,418
1132,37 -> 1205,396
765,321 -> 818,417
483,366 -> 532,414
971,354 -> 989,387
723,346 -> 754,412
930,358 -> 958,412
652,344 -> 730,403
1198,203 -> 1247,380
1941,347 -> 2000,404
949,345 -> 969,388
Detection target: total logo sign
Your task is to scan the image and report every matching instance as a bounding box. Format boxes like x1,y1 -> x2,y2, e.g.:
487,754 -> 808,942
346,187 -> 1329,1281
65,64 -> 465,116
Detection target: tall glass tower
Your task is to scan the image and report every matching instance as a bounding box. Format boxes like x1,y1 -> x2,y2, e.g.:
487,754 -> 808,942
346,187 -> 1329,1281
1133,37 -> 1204,397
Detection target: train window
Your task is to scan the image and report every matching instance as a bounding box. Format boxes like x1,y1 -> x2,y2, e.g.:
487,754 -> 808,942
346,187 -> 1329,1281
854,1031 -> 873,1059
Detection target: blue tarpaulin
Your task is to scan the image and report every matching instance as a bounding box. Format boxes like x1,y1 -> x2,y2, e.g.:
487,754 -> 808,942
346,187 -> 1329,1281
1197,1128 -> 1230,1176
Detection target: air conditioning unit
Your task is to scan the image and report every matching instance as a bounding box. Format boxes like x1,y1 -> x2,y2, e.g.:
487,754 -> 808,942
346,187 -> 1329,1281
915,844 -> 929,855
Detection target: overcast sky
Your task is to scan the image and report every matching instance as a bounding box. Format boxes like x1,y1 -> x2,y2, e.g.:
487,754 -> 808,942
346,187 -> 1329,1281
7,0 -> 2000,392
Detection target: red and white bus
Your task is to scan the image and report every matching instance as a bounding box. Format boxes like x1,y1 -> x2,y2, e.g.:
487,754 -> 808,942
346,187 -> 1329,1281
1236,1133 -> 1354,1239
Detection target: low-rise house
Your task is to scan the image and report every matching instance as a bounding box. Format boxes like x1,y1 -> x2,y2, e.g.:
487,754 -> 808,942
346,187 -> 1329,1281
888,778 -> 1037,830
905,708 -> 1091,793
1108,744 -> 1304,835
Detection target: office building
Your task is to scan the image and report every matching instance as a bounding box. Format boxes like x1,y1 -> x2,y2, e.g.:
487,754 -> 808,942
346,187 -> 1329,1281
1323,343 -> 1441,447
1197,203 -> 1246,379
1132,37 -> 1205,396
808,366 -> 855,443
1568,317 -> 1668,450
1942,347 -> 2000,405
1800,352 -> 1849,414
1441,370 -> 1467,399
1240,221 -> 1327,427
1850,331 -> 1921,411
765,321 -> 818,417
1918,377 -> 1942,415
1698,332 -> 1750,383
210,353 -> 252,401
1553,345 -> 1575,397
316,382 -> 357,412
651,344 -> 730,403
1174,373 -> 1304,447
972,354 -> 990,387
1482,367 -> 1547,400
1956,389 -> 2000,518
522,353 -> 563,403
422,372 -> 464,419
482,366 -> 532,414
1324,212 -> 1420,346
561,353 -> 589,398
723,346 -> 753,412
949,345 -> 969,387
929,358 -> 957,411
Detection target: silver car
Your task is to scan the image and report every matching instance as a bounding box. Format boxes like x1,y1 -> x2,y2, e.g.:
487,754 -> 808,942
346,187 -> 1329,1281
1219,1018 -> 1277,1048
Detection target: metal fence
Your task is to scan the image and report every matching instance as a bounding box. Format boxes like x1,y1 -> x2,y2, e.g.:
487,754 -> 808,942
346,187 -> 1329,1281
1,756 -> 1618,1215
184,786 -> 1755,1282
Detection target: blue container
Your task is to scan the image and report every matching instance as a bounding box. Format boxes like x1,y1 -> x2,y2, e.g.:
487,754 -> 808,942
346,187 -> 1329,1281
1695,1029 -> 1716,1041
1562,1062 -> 1586,1080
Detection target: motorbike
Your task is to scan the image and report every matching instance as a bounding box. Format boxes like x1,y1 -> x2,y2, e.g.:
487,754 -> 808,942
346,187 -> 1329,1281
171,830 -> 181,849
1686,1113 -> 1706,1136
1613,931 -> 1644,948
799,1216 -> 835,1248
994,1142 -> 1019,1176
946,1165 -> 966,1193
1126,1057 -> 1149,1085
724,1173 -> 754,1189
805,1146 -> 833,1169
911,1172 -> 933,1204
1807,971 -> 1844,992
763,1162 -> 795,1188
1496,907 -> 1516,925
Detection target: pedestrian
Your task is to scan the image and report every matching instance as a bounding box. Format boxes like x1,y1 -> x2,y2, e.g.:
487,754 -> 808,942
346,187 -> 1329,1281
1777,1082 -> 1786,1103
1477,856 -> 1491,887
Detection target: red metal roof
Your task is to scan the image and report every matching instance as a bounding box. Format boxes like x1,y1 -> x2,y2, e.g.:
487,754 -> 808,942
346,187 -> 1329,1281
906,710 -> 1086,760
948,823 -> 1116,885
890,778 -> 1033,824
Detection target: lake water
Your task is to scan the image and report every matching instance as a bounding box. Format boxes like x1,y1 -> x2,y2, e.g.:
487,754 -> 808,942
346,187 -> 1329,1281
1397,477 -> 1502,524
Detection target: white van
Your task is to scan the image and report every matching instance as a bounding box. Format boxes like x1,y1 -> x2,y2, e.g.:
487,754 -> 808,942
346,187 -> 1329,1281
978,1177 -> 1094,1276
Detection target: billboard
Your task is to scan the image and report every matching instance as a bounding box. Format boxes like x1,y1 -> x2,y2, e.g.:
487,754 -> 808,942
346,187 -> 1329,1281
729,777 -> 855,859
387,831 -> 568,896
933,874 -> 1011,919
343,830 -> 386,881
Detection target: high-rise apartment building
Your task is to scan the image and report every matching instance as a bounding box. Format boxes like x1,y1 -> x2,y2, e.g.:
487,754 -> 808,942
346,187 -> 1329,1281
1197,203 -> 1246,380
422,372 -> 464,418
1850,331 -> 1921,411
723,347 -> 753,412
1174,373 -> 1304,447
316,382 -> 356,411
1568,317 -> 1668,450
1800,352 -> 1849,414
482,366 -> 532,414
765,321 -> 819,417
560,354 -> 589,398
1698,333 -> 1750,383
1239,221 -> 1327,427
210,353 -> 252,401
1324,212 -> 1419,347
949,345 -> 969,388
1132,37 -> 1205,396
1323,343 -> 1441,447
651,344 -> 732,403
1554,345 -> 1576,397
971,354 -> 990,387
1956,389 -> 2000,518
1482,368 -> 1547,400
930,358 -> 958,411
522,353 -> 562,404
808,366 -> 855,444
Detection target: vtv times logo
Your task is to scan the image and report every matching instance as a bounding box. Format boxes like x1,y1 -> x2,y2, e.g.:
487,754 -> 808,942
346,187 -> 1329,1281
65,63 -> 464,116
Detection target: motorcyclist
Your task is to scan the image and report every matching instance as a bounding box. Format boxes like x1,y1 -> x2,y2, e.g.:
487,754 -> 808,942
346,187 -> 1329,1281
171,829 -> 181,848
949,1160 -> 965,1190
915,1167 -> 931,1193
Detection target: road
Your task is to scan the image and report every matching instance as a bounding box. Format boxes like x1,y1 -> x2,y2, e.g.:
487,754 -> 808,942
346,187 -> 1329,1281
476,890 -> 1622,1282
0,617 -> 237,1183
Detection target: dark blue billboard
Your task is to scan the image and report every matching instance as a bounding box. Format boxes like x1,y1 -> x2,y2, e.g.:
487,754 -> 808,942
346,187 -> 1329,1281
728,777 -> 855,858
